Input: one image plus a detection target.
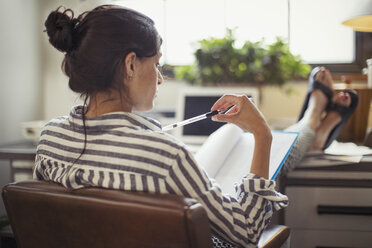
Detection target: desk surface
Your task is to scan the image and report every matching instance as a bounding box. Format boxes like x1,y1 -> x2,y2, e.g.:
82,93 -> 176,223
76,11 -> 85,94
296,154 -> 372,172
0,141 -> 36,160
282,153 -> 372,188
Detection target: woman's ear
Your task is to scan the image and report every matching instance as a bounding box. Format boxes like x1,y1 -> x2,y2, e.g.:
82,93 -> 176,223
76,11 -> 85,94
124,52 -> 137,79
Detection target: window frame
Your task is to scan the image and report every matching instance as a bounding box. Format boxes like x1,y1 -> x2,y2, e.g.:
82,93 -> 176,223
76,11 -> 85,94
310,32 -> 372,74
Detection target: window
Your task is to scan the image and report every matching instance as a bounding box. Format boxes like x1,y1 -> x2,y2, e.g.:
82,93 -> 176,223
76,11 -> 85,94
111,0 -> 372,73
289,0 -> 372,73
290,0 -> 355,63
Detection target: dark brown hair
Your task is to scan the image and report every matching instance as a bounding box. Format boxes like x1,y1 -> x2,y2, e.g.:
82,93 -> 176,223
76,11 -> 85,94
44,5 -> 162,163
45,4 -> 162,97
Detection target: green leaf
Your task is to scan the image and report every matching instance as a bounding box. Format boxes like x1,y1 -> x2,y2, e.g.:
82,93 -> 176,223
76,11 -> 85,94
174,29 -> 310,86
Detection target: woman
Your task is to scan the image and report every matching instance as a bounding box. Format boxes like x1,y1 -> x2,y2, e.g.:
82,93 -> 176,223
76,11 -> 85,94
36,4 -> 356,248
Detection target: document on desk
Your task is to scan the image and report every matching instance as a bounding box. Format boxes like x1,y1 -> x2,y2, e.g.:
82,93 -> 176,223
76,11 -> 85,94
325,141 -> 372,156
299,153 -> 362,168
195,124 -> 298,195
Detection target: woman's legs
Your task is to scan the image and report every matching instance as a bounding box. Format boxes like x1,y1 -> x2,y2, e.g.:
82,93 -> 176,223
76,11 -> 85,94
279,67 -> 353,176
279,68 -> 330,175
310,91 -> 352,150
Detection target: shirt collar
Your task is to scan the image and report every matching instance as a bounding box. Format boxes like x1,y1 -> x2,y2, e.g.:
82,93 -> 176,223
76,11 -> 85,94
69,105 -> 162,131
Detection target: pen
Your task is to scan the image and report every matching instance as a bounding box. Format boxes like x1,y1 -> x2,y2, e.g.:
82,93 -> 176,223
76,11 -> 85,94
162,105 -> 234,132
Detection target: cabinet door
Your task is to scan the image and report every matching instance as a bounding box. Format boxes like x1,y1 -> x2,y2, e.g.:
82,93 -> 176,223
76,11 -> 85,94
290,229 -> 372,248
285,186 -> 372,231
285,186 -> 372,248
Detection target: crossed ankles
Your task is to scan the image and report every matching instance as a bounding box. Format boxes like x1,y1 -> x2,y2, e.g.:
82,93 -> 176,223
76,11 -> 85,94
298,66 -> 334,123
299,67 -> 359,151
310,89 -> 358,150
299,67 -> 334,132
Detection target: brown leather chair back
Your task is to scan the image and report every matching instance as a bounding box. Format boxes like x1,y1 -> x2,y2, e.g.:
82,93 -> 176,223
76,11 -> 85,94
2,180 -> 213,248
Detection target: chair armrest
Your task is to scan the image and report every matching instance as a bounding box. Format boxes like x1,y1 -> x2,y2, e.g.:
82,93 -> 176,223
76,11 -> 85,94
258,225 -> 290,248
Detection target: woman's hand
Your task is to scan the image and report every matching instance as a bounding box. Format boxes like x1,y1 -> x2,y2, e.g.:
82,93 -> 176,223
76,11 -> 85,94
210,94 -> 272,179
210,94 -> 271,138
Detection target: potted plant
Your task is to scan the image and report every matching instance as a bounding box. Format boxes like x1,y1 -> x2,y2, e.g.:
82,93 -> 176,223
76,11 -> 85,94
174,29 -> 311,86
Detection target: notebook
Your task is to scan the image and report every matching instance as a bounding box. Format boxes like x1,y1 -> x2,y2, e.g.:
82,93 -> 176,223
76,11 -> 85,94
195,124 -> 298,195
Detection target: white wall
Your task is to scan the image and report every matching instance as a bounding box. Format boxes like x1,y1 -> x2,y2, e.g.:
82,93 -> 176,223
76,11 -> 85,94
0,0 -> 42,143
0,0 -> 43,216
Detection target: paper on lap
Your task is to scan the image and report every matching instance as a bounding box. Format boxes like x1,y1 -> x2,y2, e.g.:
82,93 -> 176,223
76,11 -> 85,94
195,124 -> 298,195
195,124 -> 243,178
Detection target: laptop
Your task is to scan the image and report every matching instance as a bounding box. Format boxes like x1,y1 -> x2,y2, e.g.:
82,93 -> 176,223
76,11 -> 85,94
174,86 -> 259,145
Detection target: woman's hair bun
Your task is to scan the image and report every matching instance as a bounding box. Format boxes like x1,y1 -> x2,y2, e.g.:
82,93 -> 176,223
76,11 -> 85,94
45,7 -> 78,53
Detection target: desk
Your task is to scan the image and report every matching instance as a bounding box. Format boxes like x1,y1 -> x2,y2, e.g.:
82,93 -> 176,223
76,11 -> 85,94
281,154 -> 372,248
0,142 -> 36,182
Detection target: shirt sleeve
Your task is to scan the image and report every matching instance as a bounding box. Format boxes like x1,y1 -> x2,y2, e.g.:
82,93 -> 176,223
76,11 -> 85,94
164,147 -> 288,247
33,154 -> 45,180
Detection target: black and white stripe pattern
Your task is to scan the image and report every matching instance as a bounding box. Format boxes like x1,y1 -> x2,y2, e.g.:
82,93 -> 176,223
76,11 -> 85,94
34,105 -> 288,248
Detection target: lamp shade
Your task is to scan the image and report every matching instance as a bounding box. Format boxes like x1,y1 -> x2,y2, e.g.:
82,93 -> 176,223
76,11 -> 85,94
342,15 -> 372,32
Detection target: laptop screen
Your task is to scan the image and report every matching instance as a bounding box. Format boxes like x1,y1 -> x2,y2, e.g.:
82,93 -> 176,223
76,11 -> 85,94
183,95 -> 225,136
175,87 -> 259,145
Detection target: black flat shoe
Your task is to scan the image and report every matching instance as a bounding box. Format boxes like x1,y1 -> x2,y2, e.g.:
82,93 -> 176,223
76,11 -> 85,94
323,89 -> 359,149
298,66 -> 334,121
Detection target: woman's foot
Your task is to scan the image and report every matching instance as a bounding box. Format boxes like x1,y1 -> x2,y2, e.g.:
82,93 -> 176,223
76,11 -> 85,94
310,91 -> 352,150
298,67 -> 333,131
315,67 -> 334,91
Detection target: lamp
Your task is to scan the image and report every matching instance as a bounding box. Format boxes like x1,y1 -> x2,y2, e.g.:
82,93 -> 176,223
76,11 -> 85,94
342,15 -> 372,32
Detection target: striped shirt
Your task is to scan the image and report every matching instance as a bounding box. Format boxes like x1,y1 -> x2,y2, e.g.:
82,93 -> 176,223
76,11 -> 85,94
34,105 -> 288,247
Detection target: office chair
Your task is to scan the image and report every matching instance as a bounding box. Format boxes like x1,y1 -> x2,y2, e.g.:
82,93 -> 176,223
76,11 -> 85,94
2,180 -> 290,248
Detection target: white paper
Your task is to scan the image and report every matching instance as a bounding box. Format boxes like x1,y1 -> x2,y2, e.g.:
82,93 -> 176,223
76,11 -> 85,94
216,131 -> 298,195
195,124 -> 243,177
195,124 -> 298,195
325,141 -> 372,156
214,132 -> 255,195
299,154 -> 362,168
